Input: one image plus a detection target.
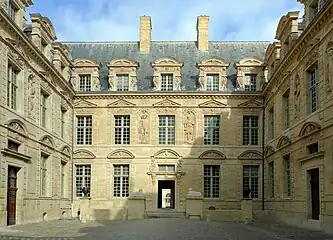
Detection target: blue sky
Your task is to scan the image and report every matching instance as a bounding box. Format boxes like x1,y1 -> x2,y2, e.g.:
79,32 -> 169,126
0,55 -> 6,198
27,0 -> 303,42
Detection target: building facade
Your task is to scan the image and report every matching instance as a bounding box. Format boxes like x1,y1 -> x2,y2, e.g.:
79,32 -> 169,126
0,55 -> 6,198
0,0 -> 332,234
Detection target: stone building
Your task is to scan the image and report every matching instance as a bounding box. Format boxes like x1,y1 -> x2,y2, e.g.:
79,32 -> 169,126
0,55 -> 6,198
0,0 -> 332,234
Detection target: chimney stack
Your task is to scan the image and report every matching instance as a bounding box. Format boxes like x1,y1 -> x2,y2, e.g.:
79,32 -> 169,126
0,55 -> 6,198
197,15 -> 209,51
140,16 -> 152,53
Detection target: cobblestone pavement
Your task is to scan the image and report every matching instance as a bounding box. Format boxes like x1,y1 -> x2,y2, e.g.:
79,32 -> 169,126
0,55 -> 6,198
0,219 -> 332,240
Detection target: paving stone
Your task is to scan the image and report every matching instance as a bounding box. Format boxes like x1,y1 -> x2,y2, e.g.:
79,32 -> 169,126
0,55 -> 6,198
0,219 -> 332,240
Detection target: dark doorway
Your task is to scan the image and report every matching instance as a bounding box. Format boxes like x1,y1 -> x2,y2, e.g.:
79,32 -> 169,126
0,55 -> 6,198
158,180 -> 175,209
7,166 -> 19,226
309,168 -> 320,220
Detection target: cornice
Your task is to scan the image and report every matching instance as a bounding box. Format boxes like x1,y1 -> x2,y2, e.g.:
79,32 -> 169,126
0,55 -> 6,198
74,92 -> 263,100
0,8 -> 75,97
263,1 -> 333,95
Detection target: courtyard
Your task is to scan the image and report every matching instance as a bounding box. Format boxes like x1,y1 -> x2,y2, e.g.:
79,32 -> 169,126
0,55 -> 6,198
0,219 -> 332,240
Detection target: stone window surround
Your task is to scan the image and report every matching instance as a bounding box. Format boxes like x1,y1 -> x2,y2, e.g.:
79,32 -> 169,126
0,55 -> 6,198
7,59 -> 24,113
152,57 -> 183,91
72,58 -> 100,91
107,58 -> 139,91
198,58 -> 229,91
236,57 -> 265,91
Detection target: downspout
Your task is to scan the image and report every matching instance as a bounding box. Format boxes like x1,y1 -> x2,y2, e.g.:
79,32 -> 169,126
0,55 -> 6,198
71,101 -> 75,217
261,101 -> 265,211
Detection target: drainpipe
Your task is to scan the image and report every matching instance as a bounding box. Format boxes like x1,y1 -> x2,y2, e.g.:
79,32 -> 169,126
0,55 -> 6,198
261,104 -> 265,211
71,98 -> 75,218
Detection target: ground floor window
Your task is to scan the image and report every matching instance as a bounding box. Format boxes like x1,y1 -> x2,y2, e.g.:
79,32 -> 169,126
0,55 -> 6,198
243,165 -> 259,199
113,165 -> 129,197
203,165 -> 220,198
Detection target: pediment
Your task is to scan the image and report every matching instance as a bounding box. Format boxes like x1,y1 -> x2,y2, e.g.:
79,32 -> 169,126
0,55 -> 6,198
5,38 -> 30,61
73,58 -> 100,68
154,149 -> 180,159
107,99 -> 136,108
238,99 -> 262,108
153,99 -> 181,108
73,149 -> 96,159
276,136 -> 291,149
238,150 -> 262,160
109,58 -> 138,67
60,145 -> 71,157
199,58 -> 228,66
6,119 -> 28,137
74,99 -> 97,107
299,121 -> 321,137
39,135 -> 55,148
152,57 -> 182,66
239,57 -> 264,66
107,149 -> 134,159
199,150 -> 226,159
264,146 -> 275,157
198,99 -> 226,108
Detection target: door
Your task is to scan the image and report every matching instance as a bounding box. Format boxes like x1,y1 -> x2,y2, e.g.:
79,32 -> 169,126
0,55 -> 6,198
7,166 -> 18,226
309,168 -> 320,220
158,180 -> 175,209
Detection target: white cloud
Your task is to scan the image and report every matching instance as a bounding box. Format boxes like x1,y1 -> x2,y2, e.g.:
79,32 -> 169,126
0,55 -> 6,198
37,0 -> 304,41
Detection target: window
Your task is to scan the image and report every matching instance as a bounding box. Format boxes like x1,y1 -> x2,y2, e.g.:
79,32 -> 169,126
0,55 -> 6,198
114,116 -> 130,144
268,107 -> 274,140
40,92 -> 48,128
206,74 -> 219,91
243,165 -> 259,199
76,116 -> 92,145
244,74 -> 257,91
8,0 -> 17,21
204,116 -> 220,145
308,66 -> 318,113
40,153 -> 49,196
204,165 -> 220,198
307,142 -> 319,154
116,75 -> 129,91
79,75 -> 91,91
161,74 -> 173,91
60,108 -> 67,138
283,155 -> 291,197
75,165 -> 91,197
61,161 -> 66,198
158,116 -> 175,144
269,162 -> 274,198
7,140 -> 20,152
7,64 -> 18,110
113,165 -> 129,197
158,165 -> 175,172
243,116 -> 259,145
310,1 -> 319,21
283,90 -> 290,129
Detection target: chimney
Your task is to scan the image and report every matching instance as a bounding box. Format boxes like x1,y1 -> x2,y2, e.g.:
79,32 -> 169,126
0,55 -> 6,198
140,16 -> 152,53
197,15 -> 209,51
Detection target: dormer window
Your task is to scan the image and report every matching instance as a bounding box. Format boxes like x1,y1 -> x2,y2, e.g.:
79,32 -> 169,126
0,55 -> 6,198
244,74 -> 257,91
161,74 -> 173,91
8,0 -> 17,22
310,1 -> 319,21
79,74 -> 91,91
206,74 -> 219,91
117,74 -> 129,91
41,39 -> 48,56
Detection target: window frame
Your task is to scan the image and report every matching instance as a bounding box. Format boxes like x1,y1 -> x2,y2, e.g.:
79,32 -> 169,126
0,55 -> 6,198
242,165 -> 260,199
79,74 -> 92,91
203,165 -> 220,199
206,74 -> 219,91
204,115 -> 220,145
75,164 -> 91,197
283,154 -> 291,197
116,74 -> 130,91
158,115 -> 175,145
244,73 -> 257,91
113,164 -> 130,198
7,64 -> 19,110
40,153 -> 49,196
76,116 -> 93,145
161,74 -> 173,91
114,115 -> 131,145
307,65 -> 318,114
242,116 -> 259,145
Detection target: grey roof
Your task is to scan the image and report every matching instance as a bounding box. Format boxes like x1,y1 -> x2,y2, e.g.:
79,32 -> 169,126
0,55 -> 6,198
65,41 -> 269,91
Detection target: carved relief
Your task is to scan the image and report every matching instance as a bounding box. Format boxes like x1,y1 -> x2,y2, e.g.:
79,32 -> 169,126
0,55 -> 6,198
276,136 -> 291,149
107,149 -> 134,159
299,121 -> 321,137
28,70 -> 38,119
8,47 -> 24,68
305,49 -> 318,68
183,110 -> 196,144
152,57 -> 183,91
73,149 -> 96,159
72,58 -> 100,91
235,57 -> 264,90
238,150 -> 262,160
294,73 -> 301,120
138,110 -> 150,144
154,149 -> 180,159
238,99 -> 262,108
7,121 -> 27,137
153,99 -> 181,108
199,150 -> 226,159
74,99 -> 97,108
107,58 -> 138,91
40,135 -> 55,149
325,39 -> 333,98
264,146 -> 275,157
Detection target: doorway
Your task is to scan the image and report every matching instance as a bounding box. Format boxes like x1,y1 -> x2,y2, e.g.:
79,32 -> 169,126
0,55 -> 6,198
158,180 -> 175,209
7,166 -> 19,226
308,168 -> 320,220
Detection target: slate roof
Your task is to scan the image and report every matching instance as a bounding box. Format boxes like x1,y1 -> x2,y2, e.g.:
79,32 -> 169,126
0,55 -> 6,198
64,41 -> 270,91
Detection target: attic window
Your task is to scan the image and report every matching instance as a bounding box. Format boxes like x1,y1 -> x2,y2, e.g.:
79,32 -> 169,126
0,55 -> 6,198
206,74 -> 219,91
310,0 -> 319,21
79,75 -> 91,91
116,75 -> 129,91
244,74 -> 257,91
8,0 -> 18,22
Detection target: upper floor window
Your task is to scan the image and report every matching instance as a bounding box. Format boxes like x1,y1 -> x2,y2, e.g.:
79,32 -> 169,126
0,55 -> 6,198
244,74 -> 257,91
243,165 -> 259,199
8,0 -> 17,22
307,65 -> 318,114
76,116 -> 92,145
310,0 -> 319,21
40,153 -> 49,196
268,107 -> 275,140
161,74 -> 173,91
7,64 -> 19,110
283,154 -> 291,197
204,116 -> 220,145
40,92 -> 48,128
283,90 -> 290,129
60,107 -> 67,138
114,116 -> 130,144
79,74 -> 91,91
116,75 -> 129,91
243,116 -> 259,145
269,161 -> 274,198
206,74 -> 219,91
158,116 -> 175,145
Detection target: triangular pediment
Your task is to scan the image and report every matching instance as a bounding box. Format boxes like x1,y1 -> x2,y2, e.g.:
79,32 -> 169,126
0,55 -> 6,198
74,99 -> 97,107
238,150 -> 262,160
73,149 -> 96,159
238,99 -> 262,108
198,99 -> 226,108
153,99 -> 181,108
107,149 -> 134,159
107,99 -> 136,108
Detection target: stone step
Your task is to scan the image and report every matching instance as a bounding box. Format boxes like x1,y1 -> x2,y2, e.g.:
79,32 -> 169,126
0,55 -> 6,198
145,210 -> 186,219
